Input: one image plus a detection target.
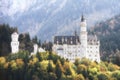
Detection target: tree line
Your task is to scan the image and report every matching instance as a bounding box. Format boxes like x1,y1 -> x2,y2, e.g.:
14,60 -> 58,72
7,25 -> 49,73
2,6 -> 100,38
0,51 -> 120,80
0,24 -> 52,56
88,14 -> 120,62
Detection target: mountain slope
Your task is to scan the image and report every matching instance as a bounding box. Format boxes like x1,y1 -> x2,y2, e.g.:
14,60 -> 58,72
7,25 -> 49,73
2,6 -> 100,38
89,14 -> 120,59
0,0 -> 120,40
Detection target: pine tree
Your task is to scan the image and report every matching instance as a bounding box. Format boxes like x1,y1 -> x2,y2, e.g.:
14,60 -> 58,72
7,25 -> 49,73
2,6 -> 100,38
55,60 -> 64,80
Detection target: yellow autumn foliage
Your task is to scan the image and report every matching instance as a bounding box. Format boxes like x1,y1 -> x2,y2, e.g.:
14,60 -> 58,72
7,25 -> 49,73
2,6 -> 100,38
4,62 -> 9,69
49,60 -> 55,68
78,64 -> 87,72
28,60 -> 36,67
16,59 -> 24,69
63,62 -> 76,76
28,57 -> 39,66
9,60 -> 17,70
73,74 -> 85,80
40,60 -> 49,70
0,57 -> 6,65
33,57 -> 39,63
11,62 -> 17,70
113,64 -> 120,70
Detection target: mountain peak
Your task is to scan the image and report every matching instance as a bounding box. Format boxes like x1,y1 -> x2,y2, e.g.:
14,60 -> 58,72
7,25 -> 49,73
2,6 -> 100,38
0,0 -> 120,41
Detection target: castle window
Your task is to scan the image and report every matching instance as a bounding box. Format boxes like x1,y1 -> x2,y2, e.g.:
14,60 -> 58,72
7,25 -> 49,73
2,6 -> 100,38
96,43 -> 98,45
73,47 -> 76,48
65,38 -> 67,42
89,55 -> 91,57
57,40 -> 59,44
68,46 -> 70,48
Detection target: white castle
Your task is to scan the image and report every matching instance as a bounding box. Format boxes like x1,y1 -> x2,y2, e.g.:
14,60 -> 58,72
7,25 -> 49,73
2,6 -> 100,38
31,44 -> 46,55
11,32 -> 19,53
10,32 -> 45,54
52,15 -> 100,63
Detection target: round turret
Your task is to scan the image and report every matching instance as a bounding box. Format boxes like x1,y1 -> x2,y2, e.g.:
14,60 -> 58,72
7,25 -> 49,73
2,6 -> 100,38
80,15 -> 87,45
11,32 -> 19,53
80,15 -> 88,57
11,32 -> 19,41
34,44 -> 38,54
80,15 -> 87,26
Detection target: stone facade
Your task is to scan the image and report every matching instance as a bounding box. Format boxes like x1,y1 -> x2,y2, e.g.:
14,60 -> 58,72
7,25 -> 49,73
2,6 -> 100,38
53,15 -> 100,63
11,32 -> 19,53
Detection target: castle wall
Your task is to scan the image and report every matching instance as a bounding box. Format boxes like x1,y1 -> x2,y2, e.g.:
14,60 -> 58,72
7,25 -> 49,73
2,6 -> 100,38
52,15 -> 100,63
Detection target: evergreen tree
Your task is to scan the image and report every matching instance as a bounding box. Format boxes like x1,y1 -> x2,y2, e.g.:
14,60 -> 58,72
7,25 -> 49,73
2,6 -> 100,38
55,60 -> 64,80
0,24 -> 17,56
47,60 -> 54,73
19,33 -> 33,52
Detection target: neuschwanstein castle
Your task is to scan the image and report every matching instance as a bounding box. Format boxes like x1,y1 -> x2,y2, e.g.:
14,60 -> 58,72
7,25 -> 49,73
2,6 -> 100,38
52,15 -> 100,63
10,15 -> 100,63
11,33 -> 45,55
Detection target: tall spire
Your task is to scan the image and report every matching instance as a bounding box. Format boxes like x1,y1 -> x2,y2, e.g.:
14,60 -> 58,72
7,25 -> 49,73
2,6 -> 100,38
81,14 -> 85,22
74,30 -> 77,36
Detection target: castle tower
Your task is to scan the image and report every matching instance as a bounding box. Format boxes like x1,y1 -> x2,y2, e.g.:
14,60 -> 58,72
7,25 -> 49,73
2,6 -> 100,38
33,44 -> 38,54
11,32 -> 19,53
80,15 -> 87,57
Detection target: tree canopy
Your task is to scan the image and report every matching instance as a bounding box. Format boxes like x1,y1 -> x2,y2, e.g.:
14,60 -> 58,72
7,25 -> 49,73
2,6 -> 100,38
0,51 -> 120,80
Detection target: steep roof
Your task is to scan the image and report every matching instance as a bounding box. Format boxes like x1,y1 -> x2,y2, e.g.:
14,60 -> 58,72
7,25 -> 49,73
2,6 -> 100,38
54,36 -> 80,45
54,35 -> 99,45
87,35 -> 99,45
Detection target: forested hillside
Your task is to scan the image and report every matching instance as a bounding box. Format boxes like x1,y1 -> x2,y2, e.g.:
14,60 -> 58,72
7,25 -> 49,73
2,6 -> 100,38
0,24 -> 52,56
89,14 -> 120,61
0,24 -> 34,56
0,24 -> 17,56
0,51 -> 120,80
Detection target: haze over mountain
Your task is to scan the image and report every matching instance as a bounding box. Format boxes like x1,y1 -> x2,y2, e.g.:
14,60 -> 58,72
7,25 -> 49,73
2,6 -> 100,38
89,14 -> 120,52
0,0 -> 120,41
